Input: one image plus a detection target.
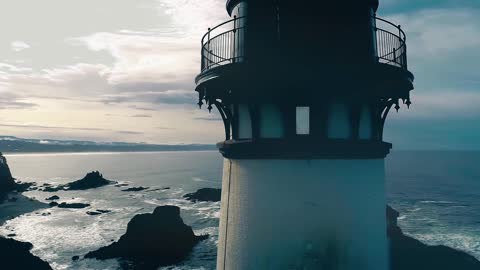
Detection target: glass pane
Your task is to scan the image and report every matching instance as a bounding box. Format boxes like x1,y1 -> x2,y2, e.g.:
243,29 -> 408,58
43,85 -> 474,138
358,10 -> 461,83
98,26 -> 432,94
296,107 -> 310,135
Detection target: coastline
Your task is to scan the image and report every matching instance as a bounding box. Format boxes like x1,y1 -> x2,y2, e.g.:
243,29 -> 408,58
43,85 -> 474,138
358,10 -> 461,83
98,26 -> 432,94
0,194 -> 48,226
3,150 -> 219,157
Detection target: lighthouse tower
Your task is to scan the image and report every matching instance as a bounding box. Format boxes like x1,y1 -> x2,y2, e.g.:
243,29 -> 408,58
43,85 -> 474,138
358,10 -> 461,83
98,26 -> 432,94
194,0 -> 414,269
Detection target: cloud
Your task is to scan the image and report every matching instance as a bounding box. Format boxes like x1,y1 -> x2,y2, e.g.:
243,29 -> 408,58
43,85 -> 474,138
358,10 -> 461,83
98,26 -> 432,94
194,116 -> 223,122
158,0 -> 228,35
0,61 -> 196,107
71,32 -> 199,87
131,114 -> 152,118
386,9 -> 480,56
11,41 -> 30,52
0,63 -> 32,73
0,92 -> 37,109
382,8 -> 480,100
101,90 -> 196,105
128,105 -> 156,111
0,100 -> 37,110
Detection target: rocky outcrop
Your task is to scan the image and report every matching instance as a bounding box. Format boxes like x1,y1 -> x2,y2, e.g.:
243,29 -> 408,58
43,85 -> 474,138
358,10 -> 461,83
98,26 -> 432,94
85,205 -> 208,269
45,195 -> 59,201
48,201 -> 58,207
0,153 -> 17,201
57,202 -> 90,209
146,187 -> 170,192
42,171 -> 116,192
387,205 -> 480,270
86,210 -> 111,216
0,154 -> 36,203
183,188 -> 221,202
66,171 -> 115,190
0,153 -> 15,190
0,236 -> 52,270
121,186 -> 149,192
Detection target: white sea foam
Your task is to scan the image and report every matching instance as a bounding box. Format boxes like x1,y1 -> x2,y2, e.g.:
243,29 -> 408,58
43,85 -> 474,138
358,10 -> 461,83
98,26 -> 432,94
409,232 -> 480,260
419,200 -> 456,204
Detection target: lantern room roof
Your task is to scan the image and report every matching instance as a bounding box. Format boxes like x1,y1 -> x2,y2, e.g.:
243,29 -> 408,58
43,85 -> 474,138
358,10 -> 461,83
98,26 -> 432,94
226,0 -> 379,15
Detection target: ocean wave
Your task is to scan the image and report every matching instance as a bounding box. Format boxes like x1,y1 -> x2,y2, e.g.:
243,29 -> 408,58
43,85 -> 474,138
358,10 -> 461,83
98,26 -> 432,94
419,200 -> 456,204
192,177 -> 217,184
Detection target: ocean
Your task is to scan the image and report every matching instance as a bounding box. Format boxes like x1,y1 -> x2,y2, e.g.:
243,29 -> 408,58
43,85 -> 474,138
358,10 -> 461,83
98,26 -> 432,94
0,151 -> 479,269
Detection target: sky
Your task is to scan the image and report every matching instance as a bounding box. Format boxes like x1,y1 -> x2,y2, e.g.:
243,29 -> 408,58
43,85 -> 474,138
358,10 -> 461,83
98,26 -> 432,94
0,0 -> 478,149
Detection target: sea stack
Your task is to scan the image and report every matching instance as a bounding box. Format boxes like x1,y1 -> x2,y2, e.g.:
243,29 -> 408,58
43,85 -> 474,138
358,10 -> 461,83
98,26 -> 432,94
85,206 -> 207,268
194,0 -> 414,269
0,152 -> 16,196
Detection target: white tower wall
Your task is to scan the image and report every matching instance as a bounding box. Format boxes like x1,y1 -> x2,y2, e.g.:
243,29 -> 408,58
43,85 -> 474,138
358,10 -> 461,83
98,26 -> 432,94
217,158 -> 387,270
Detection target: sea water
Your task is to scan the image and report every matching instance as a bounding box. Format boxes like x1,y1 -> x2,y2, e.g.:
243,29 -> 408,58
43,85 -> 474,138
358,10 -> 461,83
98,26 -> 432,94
0,151 -> 478,269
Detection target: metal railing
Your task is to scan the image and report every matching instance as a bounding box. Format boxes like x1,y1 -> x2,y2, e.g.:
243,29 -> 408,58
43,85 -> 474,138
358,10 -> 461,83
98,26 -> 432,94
200,16 -> 407,73
200,16 -> 246,72
374,16 -> 407,69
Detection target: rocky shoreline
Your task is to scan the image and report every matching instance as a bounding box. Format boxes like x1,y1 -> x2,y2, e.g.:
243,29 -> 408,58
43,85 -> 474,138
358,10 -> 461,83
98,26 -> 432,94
1,149 -> 479,270
387,206 -> 480,270
0,236 -> 52,270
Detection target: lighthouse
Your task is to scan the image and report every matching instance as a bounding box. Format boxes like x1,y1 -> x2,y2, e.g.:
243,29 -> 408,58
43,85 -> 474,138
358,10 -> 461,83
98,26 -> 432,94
194,0 -> 414,269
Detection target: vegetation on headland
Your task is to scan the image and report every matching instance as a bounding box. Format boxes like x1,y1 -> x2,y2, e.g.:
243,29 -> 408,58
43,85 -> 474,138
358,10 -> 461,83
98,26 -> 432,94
0,136 -> 215,153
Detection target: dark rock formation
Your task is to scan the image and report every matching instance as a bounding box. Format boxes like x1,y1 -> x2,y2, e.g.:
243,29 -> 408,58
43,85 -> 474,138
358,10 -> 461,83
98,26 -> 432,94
57,202 -> 90,209
0,153 -> 15,194
48,202 -> 58,207
85,205 -> 208,269
45,195 -> 59,201
0,154 -> 36,203
72,256 -> 79,261
42,186 -> 59,192
86,210 -> 110,216
387,205 -> 480,270
121,186 -> 149,192
146,187 -> 170,192
66,171 -> 115,190
42,171 -> 115,192
15,182 -> 35,193
0,236 -> 52,270
183,188 -> 221,202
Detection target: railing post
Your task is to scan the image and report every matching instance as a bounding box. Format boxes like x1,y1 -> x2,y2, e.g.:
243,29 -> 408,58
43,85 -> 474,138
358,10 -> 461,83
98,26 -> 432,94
393,48 -> 397,64
207,28 -> 211,69
201,47 -> 204,71
404,44 -> 408,69
232,16 -> 237,64
398,25 -> 404,68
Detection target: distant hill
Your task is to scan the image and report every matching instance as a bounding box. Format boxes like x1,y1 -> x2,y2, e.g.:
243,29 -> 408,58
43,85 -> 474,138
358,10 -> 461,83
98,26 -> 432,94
0,136 -> 216,153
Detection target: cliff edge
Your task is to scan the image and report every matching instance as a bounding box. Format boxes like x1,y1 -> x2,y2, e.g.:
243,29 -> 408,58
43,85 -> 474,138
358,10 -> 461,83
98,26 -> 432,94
388,205 -> 480,270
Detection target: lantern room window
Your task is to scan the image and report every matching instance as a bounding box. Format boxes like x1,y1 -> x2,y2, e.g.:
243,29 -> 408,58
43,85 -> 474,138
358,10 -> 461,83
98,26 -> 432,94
296,106 -> 310,135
